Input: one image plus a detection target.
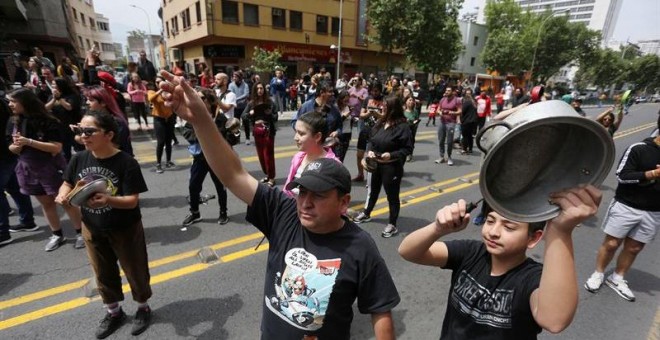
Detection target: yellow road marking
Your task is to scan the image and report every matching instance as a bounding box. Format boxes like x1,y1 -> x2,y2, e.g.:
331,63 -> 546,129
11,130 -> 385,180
648,306 -> 660,340
0,245 -> 269,330
0,280 -> 88,310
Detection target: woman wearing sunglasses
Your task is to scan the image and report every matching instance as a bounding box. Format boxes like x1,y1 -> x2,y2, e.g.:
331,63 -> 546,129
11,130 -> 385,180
82,86 -> 133,156
55,110 -> 152,338
6,88 -> 84,251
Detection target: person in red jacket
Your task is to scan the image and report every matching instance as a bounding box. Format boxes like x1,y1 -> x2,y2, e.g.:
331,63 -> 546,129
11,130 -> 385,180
495,88 -> 505,114
476,92 -> 492,133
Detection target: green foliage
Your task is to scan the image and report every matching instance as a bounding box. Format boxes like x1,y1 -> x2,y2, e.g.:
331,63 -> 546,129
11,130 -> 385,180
625,54 -> 660,92
578,48 -> 625,89
127,30 -> 147,39
250,47 -> 286,73
481,0 -> 600,82
367,0 -> 464,73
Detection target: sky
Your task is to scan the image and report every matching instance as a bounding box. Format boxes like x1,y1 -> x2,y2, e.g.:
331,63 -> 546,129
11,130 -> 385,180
96,0 -> 659,48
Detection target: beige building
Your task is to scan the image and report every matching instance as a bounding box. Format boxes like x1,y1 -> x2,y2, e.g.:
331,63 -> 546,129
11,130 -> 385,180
65,0 -> 116,63
160,0 -> 404,78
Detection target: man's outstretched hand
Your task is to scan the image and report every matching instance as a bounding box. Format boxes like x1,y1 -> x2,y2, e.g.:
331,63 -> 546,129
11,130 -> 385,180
158,70 -> 210,124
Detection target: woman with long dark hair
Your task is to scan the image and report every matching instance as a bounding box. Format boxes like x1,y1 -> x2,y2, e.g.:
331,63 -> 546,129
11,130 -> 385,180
353,95 -> 413,238
56,110 -> 153,338
6,88 -> 83,251
403,94 -> 420,162
83,86 -> 133,156
46,77 -> 83,160
460,88 -> 478,155
334,90 -> 353,163
243,81 -> 278,186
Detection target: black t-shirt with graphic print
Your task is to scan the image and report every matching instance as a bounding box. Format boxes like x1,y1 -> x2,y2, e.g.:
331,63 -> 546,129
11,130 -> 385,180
63,150 -> 148,232
246,184 -> 400,340
440,240 -> 542,340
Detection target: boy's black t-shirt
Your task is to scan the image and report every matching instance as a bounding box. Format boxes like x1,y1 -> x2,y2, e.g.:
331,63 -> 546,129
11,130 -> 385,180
64,150 -> 148,232
246,184 -> 400,340
440,240 -> 542,340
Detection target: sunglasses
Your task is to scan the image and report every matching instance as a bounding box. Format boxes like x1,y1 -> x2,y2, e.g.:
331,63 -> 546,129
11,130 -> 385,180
73,127 -> 101,137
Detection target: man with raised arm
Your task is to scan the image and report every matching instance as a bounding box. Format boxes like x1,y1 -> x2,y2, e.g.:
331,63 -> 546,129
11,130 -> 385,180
158,71 -> 399,340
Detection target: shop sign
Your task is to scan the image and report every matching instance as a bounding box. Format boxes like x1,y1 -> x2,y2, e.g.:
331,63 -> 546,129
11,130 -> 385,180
261,43 -> 351,64
203,45 -> 245,58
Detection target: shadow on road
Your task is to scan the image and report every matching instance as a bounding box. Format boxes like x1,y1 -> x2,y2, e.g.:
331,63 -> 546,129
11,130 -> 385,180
153,294 -> 243,339
145,224 -> 202,245
141,195 -> 190,209
626,268 -> 659,296
0,273 -> 33,296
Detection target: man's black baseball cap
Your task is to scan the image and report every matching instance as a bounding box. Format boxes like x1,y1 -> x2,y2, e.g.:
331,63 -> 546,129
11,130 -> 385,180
285,158 -> 351,194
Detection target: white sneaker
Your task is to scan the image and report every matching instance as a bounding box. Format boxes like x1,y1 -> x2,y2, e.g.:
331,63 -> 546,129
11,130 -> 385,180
605,276 -> 635,301
45,235 -> 66,252
584,272 -> 604,292
434,157 -> 446,164
447,158 -> 454,166
74,234 -> 86,249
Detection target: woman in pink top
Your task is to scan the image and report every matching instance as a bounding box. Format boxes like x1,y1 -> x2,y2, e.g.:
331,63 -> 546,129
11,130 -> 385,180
435,86 -> 462,166
127,73 -> 149,131
283,111 -> 338,196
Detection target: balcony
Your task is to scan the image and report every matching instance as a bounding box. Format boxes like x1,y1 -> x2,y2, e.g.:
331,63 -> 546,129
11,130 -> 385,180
0,0 -> 28,21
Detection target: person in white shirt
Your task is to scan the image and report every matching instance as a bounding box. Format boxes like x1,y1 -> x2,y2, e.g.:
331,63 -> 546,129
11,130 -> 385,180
213,73 -> 236,120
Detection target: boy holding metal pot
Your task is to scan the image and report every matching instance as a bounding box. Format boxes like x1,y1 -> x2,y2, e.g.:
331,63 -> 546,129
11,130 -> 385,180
398,185 -> 602,339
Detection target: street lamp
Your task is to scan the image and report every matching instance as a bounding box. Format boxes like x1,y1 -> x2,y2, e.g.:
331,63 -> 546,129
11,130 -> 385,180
529,8 -> 570,85
334,0 -> 344,82
130,4 -> 154,63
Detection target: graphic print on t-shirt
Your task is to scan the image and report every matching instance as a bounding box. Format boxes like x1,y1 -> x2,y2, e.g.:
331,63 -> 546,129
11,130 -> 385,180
77,167 -> 118,214
265,248 -> 341,331
450,270 -> 514,329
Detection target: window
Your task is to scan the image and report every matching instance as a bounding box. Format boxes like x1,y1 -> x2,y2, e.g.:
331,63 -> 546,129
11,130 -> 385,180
316,15 -> 328,34
221,0 -> 238,23
81,13 -> 86,25
90,18 -> 96,30
290,11 -> 303,31
195,1 -> 202,23
331,17 -> 341,36
244,4 -> 259,26
86,39 -> 91,49
272,8 -> 285,28
473,36 -> 479,46
72,8 -> 78,22
101,43 -> 113,52
78,36 -> 84,47
470,57 -> 476,67
98,22 -> 109,31
166,21 -> 170,37
181,8 -> 191,29
94,41 -> 100,50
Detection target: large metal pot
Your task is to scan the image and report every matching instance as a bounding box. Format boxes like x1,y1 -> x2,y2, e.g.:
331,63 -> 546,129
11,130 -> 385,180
476,100 -> 615,222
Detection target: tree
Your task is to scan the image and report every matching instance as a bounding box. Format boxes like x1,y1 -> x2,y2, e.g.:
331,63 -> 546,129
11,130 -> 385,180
481,0 -> 600,83
576,48 -> 626,89
366,0 -> 409,72
127,30 -> 147,39
250,47 -> 285,73
625,54 -> 660,92
367,0 -> 463,74
404,0 -> 463,74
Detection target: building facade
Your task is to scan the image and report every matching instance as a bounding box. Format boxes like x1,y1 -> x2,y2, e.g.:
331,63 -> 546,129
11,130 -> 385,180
65,0 -> 116,63
476,0 -> 623,42
160,0 -> 404,79
638,40 -> 660,57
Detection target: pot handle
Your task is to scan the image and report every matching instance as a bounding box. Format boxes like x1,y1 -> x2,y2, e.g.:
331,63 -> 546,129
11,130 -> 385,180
476,121 -> 513,155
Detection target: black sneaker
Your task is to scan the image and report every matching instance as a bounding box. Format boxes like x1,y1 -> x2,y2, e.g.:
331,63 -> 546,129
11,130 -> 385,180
0,233 -> 12,246
155,164 -> 164,174
182,212 -> 201,226
218,212 -> 229,225
165,161 -> 176,168
130,307 -> 152,336
9,223 -> 39,232
95,309 -> 126,339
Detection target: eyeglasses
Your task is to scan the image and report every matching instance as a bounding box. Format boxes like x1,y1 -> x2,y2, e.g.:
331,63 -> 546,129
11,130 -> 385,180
73,127 -> 101,137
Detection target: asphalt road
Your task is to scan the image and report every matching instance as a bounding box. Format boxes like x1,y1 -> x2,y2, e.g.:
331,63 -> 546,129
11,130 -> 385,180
1,103 -> 659,340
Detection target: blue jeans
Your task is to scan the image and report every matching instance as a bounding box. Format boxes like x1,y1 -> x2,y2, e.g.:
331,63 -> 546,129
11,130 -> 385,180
0,159 -> 35,234
437,122 -> 456,158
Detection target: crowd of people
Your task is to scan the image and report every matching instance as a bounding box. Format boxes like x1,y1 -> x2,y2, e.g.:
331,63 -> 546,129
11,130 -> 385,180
1,46 -> 657,340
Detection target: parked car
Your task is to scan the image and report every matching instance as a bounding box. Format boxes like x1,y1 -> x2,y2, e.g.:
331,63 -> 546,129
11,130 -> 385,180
652,94 -> 660,103
635,96 -> 648,104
